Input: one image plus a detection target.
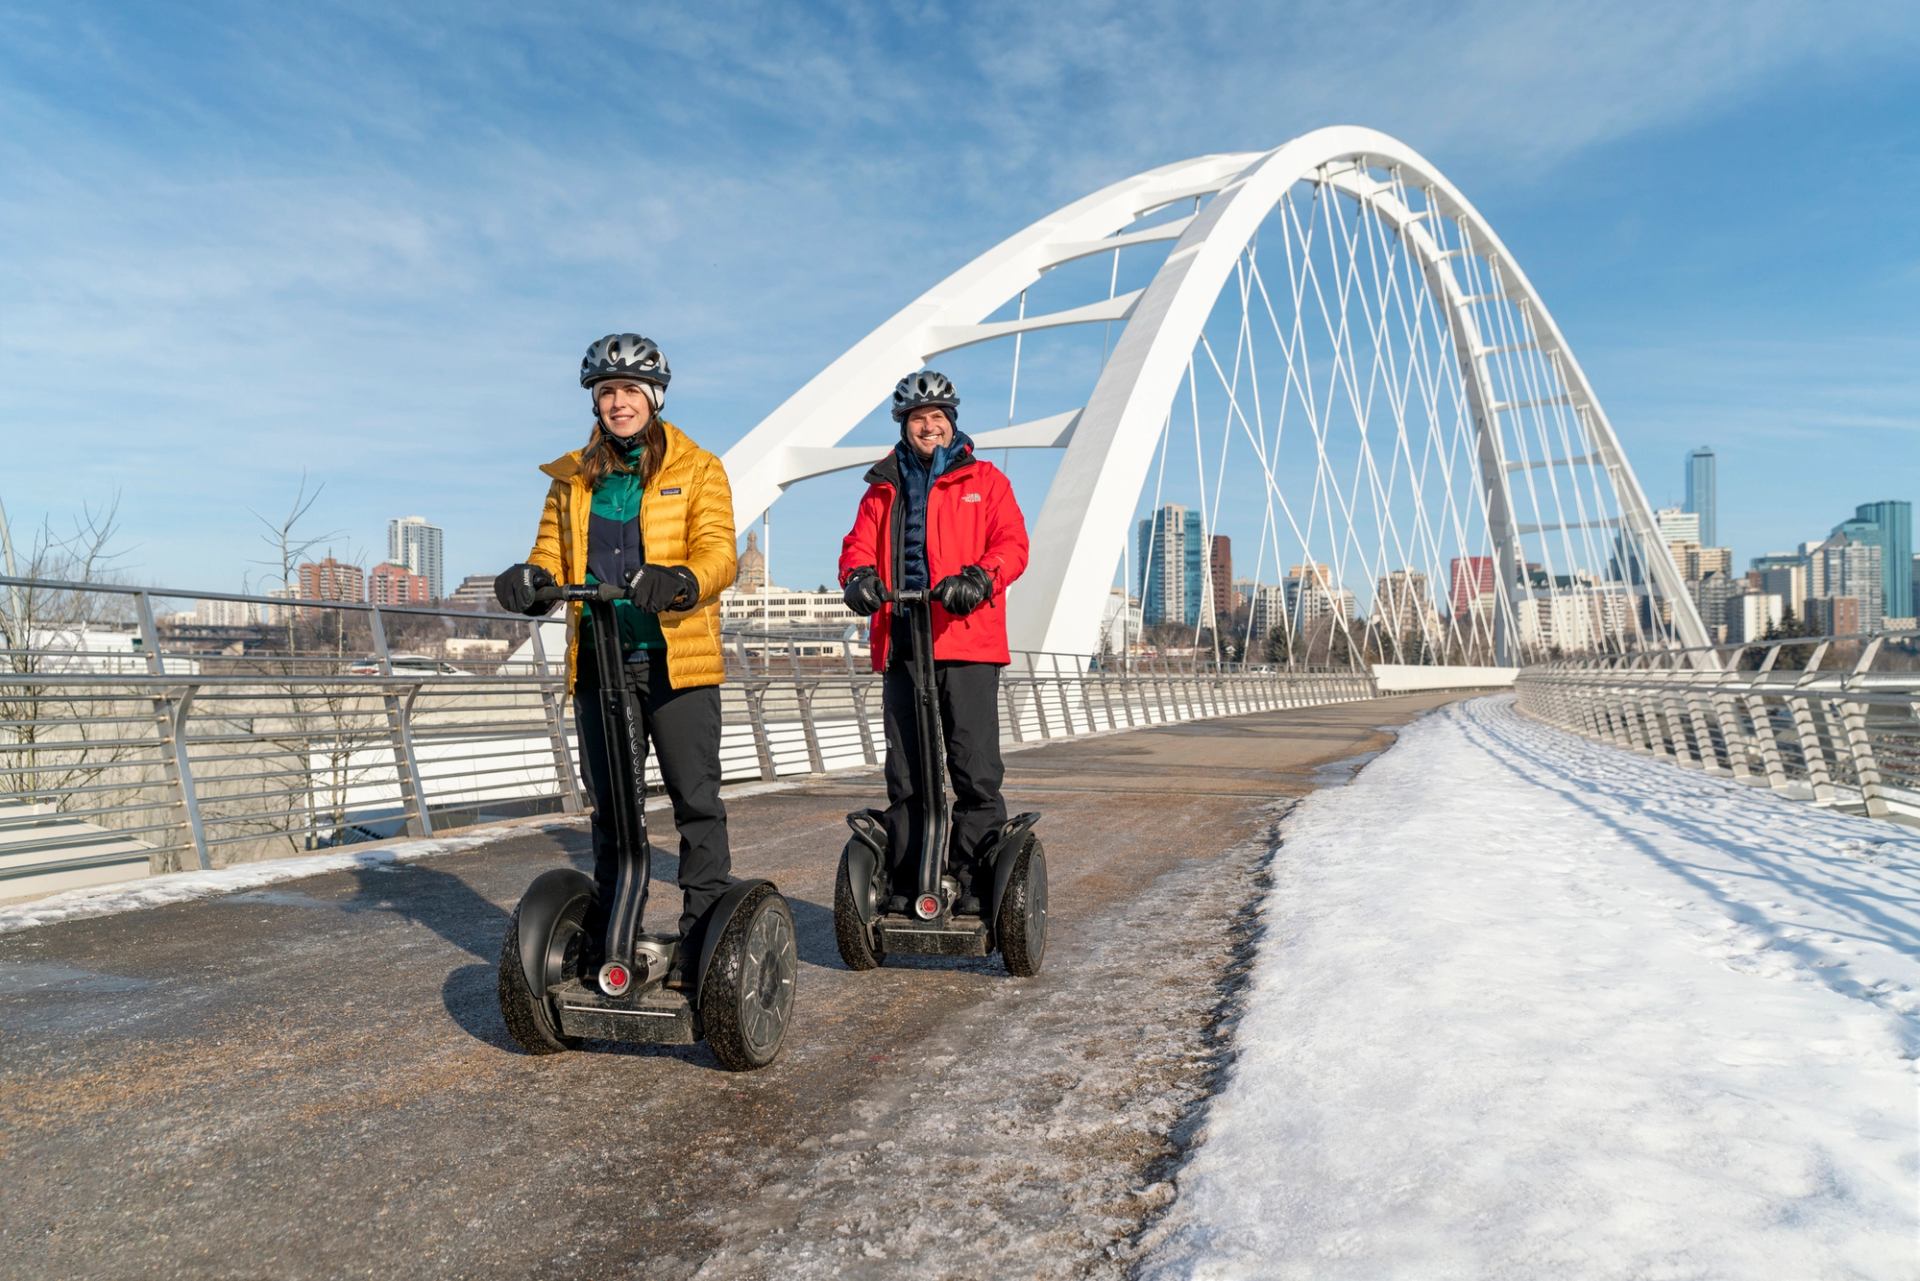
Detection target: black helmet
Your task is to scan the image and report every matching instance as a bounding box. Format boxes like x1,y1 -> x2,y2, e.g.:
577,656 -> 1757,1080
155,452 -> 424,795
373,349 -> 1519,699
581,334 -> 671,391
890,370 -> 959,423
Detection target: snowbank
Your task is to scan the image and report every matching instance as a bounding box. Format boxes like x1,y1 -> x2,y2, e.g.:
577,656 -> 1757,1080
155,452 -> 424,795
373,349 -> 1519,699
1141,694 -> 1919,1280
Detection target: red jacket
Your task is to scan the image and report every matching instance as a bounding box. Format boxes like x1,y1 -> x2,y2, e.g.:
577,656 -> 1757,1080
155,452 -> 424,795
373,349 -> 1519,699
838,446 -> 1029,671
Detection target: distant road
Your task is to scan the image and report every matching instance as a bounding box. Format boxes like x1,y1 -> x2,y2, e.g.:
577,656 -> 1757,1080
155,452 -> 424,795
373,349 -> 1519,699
0,692 -> 1465,1281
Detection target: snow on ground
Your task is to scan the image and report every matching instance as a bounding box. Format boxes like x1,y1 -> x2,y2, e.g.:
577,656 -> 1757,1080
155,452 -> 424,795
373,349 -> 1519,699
0,824 -> 536,934
0,779 -> 808,936
1140,694 -> 1920,1281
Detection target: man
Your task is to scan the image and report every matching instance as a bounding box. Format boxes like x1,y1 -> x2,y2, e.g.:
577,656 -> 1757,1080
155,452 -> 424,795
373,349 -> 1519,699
838,370 -> 1029,914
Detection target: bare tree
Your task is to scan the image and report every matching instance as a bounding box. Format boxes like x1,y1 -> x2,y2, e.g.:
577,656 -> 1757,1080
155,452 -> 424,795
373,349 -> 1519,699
0,494 -> 163,852
249,471 -> 341,655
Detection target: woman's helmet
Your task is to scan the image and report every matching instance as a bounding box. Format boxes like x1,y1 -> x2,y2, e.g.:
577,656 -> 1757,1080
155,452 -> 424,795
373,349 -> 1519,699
582,334 -> 671,408
890,370 -> 959,423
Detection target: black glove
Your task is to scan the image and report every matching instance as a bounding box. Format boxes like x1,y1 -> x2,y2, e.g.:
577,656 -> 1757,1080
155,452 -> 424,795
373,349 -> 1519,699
494,563 -> 556,616
625,563 -> 700,613
842,567 -> 884,616
931,564 -> 994,617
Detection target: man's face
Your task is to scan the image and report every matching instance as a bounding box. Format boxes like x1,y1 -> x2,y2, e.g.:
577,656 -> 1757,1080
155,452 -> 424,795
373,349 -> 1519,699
904,406 -> 953,459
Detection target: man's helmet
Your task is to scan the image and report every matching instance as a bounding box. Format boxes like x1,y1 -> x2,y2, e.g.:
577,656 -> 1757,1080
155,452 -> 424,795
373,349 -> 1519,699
581,334 -> 671,404
890,370 -> 959,423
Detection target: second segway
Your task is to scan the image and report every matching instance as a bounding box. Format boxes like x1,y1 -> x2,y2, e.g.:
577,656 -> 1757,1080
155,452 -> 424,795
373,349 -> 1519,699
833,587 -> 1047,976
497,582 -> 797,1070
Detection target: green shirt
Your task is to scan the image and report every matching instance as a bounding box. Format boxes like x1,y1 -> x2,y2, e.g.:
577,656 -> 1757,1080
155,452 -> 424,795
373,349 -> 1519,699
582,466 -> 666,655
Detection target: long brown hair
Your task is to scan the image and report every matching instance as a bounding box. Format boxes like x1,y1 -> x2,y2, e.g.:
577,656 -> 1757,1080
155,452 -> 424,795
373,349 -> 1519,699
579,416 -> 666,491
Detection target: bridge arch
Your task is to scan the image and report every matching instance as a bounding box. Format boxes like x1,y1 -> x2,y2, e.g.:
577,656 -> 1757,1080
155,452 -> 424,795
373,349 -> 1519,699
723,127 -> 1707,665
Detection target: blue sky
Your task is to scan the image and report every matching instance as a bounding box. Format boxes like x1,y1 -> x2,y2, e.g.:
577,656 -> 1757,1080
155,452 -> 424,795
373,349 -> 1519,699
3,0 -> 1917,597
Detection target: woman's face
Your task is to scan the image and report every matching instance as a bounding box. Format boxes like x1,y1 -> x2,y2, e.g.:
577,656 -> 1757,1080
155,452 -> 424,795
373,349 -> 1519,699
596,381 -> 654,438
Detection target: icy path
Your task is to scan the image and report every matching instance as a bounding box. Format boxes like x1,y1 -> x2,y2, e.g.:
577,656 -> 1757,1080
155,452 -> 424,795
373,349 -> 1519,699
1140,695 -> 1920,1281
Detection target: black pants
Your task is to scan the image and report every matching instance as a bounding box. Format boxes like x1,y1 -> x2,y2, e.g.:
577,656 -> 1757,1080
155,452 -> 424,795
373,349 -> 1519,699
575,651 -> 732,942
882,619 -> 1007,899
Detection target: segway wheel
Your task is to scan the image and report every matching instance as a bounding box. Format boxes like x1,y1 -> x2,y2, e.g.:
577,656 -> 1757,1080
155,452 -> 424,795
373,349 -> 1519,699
701,885 -> 798,1072
497,892 -> 591,1055
996,837 -> 1048,978
833,847 -> 884,971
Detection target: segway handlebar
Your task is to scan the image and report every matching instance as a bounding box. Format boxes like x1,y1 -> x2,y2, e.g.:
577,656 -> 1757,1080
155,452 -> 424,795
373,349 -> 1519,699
532,582 -> 626,605
885,588 -> 930,606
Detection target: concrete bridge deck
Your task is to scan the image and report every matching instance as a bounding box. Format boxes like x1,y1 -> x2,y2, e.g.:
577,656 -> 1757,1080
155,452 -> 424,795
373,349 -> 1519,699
0,692 -> 1465,1281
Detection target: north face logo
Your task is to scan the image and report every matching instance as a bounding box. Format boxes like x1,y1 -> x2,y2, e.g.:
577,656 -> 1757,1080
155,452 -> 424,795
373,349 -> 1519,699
961,493 -> 982,503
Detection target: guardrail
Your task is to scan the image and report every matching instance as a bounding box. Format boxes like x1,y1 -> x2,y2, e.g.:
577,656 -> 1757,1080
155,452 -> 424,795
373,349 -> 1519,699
2,576 -> 1377,893
1515,630 -> 1920,822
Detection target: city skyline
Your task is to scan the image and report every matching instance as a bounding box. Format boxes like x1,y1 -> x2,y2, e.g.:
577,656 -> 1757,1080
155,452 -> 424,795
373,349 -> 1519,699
3,6 -> 1916,602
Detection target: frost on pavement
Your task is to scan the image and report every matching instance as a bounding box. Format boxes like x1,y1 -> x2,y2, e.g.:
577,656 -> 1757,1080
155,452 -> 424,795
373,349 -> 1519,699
1139,694 -> 1920,1281
688,820 -> 1283,1281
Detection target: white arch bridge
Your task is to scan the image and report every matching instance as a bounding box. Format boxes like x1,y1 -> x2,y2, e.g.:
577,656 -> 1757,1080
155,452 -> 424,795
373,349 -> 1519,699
723,126 -> 1708,668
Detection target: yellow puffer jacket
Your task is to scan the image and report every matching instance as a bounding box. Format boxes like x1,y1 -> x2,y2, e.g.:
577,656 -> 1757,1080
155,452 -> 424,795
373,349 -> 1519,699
524,419 -> 737,692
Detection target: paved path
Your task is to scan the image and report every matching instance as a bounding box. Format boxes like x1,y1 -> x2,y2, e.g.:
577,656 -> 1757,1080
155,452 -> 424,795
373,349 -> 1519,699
0,692 -> 1465,1280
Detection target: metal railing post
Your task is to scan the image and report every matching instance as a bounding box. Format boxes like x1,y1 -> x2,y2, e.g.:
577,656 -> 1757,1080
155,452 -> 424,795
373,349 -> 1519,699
530,620 -> 583,812
1744,648 -> 1790,793
370,605 -> 434,838
136,591 -> 211,870
1788,642 -> 1836,804
1840,638 -> 1889,818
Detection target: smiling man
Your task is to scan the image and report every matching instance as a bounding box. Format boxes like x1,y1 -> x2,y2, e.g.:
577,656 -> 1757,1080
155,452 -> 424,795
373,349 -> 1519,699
838,370 -> 1030,915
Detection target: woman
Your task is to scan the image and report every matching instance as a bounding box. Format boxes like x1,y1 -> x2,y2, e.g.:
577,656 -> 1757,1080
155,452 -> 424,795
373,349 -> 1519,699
494,333 -> 737,986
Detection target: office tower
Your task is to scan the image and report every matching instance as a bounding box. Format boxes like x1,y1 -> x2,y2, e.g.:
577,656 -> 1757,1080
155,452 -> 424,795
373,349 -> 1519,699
1684,447 -> 1716,547
1208,536 -> 1232,633
1448,556 -> 1494,616
1818,535 -> 1883,632
1837,501 -> 1913,620
1137,506 -> 1197,628
388,516 -> 445,601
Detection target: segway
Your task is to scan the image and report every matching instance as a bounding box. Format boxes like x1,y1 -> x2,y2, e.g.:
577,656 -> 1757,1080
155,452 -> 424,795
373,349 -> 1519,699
833,587 -> 1048,976
497,582 -> 797,1070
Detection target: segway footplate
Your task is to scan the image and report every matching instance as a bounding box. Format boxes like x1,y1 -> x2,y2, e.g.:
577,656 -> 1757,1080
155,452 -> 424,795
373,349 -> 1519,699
875,917 -> 992,957
552,980 -> 696,1045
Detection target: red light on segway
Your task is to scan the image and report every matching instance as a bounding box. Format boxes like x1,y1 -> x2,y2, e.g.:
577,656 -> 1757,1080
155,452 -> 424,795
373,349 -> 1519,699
599,962 -> 630,996
915,894 -> 940,920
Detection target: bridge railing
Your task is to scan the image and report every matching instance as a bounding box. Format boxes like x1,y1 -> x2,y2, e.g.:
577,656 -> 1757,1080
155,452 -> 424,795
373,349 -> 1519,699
0,576 -> 1376,890
1515,630 -> 1920,822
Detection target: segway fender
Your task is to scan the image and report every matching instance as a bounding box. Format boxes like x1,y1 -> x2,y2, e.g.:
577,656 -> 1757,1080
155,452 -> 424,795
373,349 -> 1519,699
694,877 -> 778,990
514,867 -> 597,993
985,812 -> 1043,925
842,809 -> 887,925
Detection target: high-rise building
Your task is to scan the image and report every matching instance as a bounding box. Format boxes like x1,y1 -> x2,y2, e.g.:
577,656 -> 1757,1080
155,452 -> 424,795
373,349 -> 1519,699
1807,595 -> 1863,637
1684,447 -> 1716,547
298,557 -> 367,604
1836,501 -> 1912,620
1729,593 -> 1783,645
1136,506 -> 1202,627
388,516 -> 445,600
1751,552 -> 1808,620
1248,584 -> 1288,647
368,562 -> 432,606
1448,556 -> 1495,617
1688,571 -> 1740,640
1208,536 -> 1232,633
1654,506 -> 1700,545
1817,535 -> 1883,632
1374,570 -> 1437,637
